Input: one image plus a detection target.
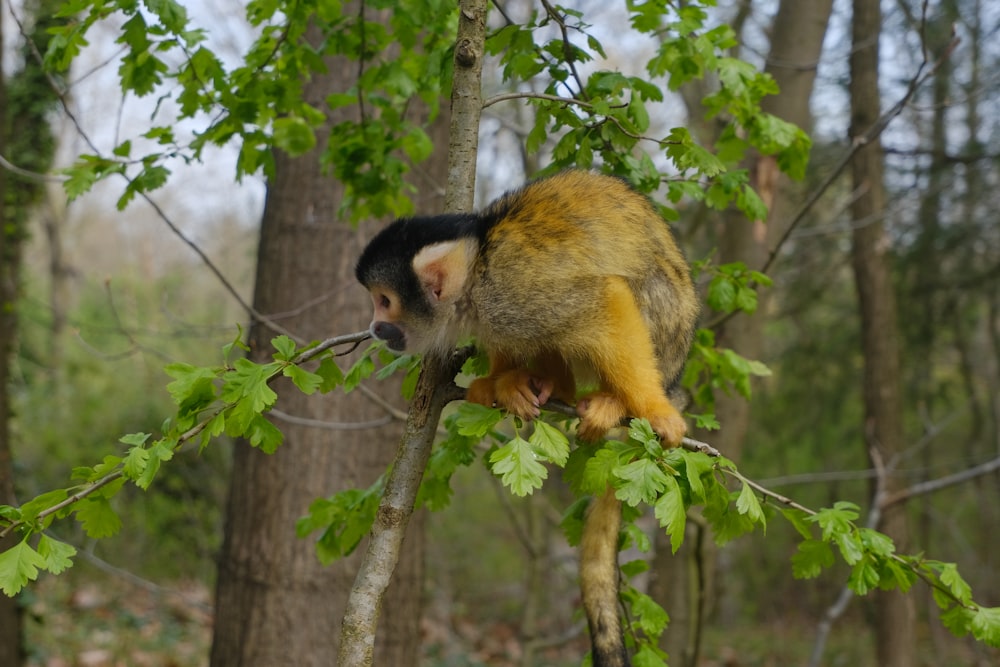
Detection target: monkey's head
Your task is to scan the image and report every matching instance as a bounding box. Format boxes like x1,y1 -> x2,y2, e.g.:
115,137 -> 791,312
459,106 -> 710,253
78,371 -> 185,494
355,215 -> 480,354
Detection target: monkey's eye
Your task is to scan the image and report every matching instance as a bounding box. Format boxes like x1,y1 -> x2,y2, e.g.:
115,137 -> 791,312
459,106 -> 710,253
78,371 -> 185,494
379,294 -> 391,309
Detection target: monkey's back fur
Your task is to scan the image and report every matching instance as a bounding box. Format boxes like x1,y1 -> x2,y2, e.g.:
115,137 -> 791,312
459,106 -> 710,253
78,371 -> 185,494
468,170 -> 698,396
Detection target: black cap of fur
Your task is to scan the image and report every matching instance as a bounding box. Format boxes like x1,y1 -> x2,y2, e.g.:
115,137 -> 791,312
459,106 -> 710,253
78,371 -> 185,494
355,213 -> 484,317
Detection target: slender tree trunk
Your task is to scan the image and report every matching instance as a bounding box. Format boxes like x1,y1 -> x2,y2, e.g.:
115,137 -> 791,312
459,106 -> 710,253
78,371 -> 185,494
210,20 -> 448,666
0,7 -> 25,663
848,2 -> 914,665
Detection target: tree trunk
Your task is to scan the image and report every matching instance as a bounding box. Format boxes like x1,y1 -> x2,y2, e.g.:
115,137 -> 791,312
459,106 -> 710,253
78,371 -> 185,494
712,0 -> 834,466
848,2 -> 915,665
209,23 -> 448,667
0,6 -> 24,662
655,3 -> 833,662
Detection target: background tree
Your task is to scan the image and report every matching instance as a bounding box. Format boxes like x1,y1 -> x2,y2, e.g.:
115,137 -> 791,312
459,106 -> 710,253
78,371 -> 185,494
209,8 -> 454,664
0,1 -> 60,663
849,1 -> 914,664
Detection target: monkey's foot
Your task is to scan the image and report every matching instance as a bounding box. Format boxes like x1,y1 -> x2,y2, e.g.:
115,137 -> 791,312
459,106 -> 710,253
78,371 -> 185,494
575,393 -> 627,442
648,408 -> 687,448
577,394 -> 687,446
468,370 -> 553,421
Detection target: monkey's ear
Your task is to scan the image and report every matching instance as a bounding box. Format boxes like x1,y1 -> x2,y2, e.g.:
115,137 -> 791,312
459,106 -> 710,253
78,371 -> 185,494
412,240 -> 472,303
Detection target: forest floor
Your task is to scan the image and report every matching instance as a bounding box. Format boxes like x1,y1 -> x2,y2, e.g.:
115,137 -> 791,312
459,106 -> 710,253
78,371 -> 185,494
21,572 -> 996,667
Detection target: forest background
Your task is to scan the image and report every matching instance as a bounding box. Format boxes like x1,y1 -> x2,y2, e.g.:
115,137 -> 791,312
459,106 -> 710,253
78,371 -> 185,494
0,0 -> 999,666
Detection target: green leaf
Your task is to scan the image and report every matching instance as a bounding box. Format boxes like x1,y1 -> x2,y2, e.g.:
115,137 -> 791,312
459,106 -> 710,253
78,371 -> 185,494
679,449 -> 714,503
791,539 -> 834,579
221,359 -> 280,412
653,475 -> 686,553
298,476 -> 385,565
736,482 -> 765,525
316,358 -> 345,393
632,643 -> 669,667
529,420 -> 569,467
811,501 -> 860,541
284,364 -> 323,395
271,335 -> 297,360
164,362 -> 219,415
19,489 -> 70,523
0,539 -> 47,596
247,414 -> 283,454
37,535 -> 76,575
627,589 -> 670,637
938,562 -> 973,605
75,497 -> 122,539
858,527 -> 895,557
490,435 -> 548,496
454,401 -> 503,438
781,508 -> 814,540
122,445 -> 150,481
145,0 -> 189,33
344,354 -> 376,391
848,554 -> 881,595
665,127 -> 725,176
970,606 -> 1000,647
273,116 -> 317,156
614,459 -> 669,506
136,438 -> 176,489
582,443 -> 628,495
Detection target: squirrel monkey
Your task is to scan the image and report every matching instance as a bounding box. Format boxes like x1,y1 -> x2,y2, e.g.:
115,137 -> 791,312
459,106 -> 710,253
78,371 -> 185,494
356,170 -> 698,667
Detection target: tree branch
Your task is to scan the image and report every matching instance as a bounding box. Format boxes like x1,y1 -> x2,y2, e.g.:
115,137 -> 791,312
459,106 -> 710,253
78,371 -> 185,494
337,2 -> 489,663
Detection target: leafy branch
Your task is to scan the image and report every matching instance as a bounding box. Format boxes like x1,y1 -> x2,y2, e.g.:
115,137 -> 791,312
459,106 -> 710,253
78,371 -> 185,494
302,402 -> 1000,655
0,330 -> 388,595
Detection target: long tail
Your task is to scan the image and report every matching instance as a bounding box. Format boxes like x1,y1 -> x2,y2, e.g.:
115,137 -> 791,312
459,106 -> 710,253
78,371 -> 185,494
580,486 -> 629,667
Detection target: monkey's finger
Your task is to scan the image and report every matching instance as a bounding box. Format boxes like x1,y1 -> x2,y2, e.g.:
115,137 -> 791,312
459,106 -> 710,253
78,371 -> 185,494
531,377 -> 555,406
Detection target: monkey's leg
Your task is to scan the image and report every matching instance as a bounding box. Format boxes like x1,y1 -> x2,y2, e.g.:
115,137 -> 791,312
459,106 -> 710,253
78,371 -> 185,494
577,278 -> 687,446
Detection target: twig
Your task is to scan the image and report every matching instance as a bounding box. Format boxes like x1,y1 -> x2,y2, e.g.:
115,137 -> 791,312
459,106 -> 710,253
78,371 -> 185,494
540,399 -> 722,457
882,455 -> 1000,509
0,153 -> 68,182
269,408 -> 392,431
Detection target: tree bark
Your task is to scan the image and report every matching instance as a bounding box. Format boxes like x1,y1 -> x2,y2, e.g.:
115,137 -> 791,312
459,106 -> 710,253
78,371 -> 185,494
0,5 -> 24,663
848,2 -> 915,665
209,20 -> 448,666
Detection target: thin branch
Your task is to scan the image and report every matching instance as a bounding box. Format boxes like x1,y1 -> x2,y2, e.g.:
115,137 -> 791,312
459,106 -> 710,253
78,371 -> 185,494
269,408 -> 392,431
0,153 -> 68,182
482,91 -> 594,109
882,455 -> 1000,509
539,0 -> 587,100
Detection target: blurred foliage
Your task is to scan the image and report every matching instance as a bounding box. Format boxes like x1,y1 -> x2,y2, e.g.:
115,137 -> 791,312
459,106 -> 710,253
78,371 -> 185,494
11,270 -> 235,581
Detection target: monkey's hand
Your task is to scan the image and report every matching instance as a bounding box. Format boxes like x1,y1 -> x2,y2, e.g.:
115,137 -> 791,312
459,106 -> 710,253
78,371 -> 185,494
467,370 -> 554,421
